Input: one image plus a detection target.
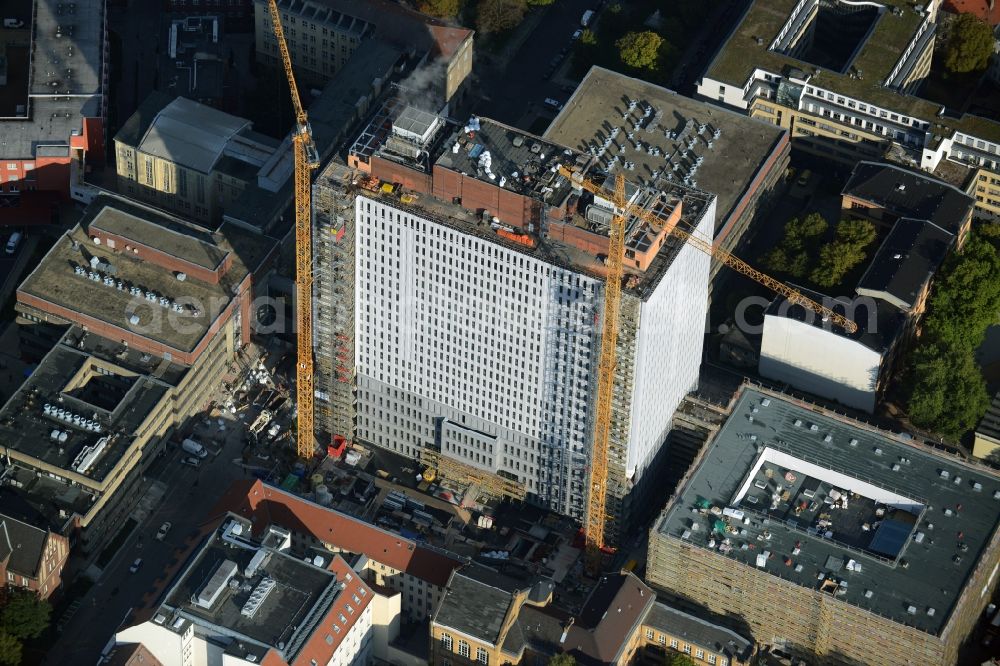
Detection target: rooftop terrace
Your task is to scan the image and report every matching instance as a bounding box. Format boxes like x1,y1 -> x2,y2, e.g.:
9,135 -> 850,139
657,386 -> 1000,634
546,67 -> 786,238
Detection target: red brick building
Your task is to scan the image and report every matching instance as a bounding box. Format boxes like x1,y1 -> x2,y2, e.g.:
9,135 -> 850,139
218,479 -> 465,621
0,513 -> 70,600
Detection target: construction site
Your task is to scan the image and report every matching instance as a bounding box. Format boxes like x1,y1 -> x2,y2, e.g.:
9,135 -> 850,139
309,85 -> 721,553
648,385 -> 1000,665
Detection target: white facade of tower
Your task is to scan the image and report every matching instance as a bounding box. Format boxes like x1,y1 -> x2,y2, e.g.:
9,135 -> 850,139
352,194 -> 712,518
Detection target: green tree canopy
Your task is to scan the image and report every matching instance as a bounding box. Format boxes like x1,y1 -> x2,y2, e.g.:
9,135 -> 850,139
615,31 -> 663,70
548,654 -> 578,666
904,232 -> 1000,439
0,590 -> 51,641
476,0 -> 526,33
920,236 -> 1000,350
0,632 -> 21,666
418,0 -> 461,18
579,28 -> 598,45
809,219 -> 876,288
907,345 -> 990,438
764,212 -> 829,278
944,13 -> 994,74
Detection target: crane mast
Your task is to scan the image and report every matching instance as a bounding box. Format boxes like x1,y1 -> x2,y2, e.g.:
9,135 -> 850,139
267,0 -> 319,459
557,166 -> 857,574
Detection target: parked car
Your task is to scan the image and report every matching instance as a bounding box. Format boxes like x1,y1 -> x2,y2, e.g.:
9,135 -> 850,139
544,98 -> 564,111
155,522 -> 172,541
6,232 -> 22,254
180,456 -> 201,468
129,558 -> 142,573
572,29 -> 583,40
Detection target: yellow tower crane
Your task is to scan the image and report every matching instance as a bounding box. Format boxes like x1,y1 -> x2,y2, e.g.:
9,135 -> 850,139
557,166 -> 857,573
267,0 -> 320,459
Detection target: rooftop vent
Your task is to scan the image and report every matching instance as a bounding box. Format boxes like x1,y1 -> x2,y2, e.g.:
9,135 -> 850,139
907,605 -> 917,615
241,576 -> 276,619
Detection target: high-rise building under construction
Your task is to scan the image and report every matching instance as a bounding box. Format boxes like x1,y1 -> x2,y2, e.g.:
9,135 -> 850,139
313,97 -> 714,542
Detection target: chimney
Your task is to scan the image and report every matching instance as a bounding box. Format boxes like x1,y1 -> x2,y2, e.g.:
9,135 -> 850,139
559,617 -> 575,644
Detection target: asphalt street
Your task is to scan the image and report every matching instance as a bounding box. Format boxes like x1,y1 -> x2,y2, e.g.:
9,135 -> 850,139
474,0 -> 594,128
43,426 -> 252,666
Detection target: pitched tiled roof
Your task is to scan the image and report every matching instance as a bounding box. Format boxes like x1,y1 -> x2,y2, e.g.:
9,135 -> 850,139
217,480 -> 464,587
0,513 -> 49,577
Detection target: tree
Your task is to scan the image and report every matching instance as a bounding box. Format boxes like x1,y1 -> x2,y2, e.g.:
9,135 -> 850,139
476,0 -> 526,33
903,232 -> 1000,439
764,213 -> 828,278
418,0 -> 461,18
907,345 -> 989,438
0,590 -> 51,641
579,29 -> 598,46
664,653 -> 696,666
615,31 -> 663,70
809,219 -> 875,288
548,654 -> 577,666
526,0 -> 555,5
943,13 -> 994,74
921,236 -> 1000,350
0,632 -> 21,666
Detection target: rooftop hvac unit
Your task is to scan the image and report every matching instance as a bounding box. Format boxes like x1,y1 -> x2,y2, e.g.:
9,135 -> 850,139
50,429 -> 60,440
240,576 -> 276,619
193,559 -> 239,609
59,432 -> 68,443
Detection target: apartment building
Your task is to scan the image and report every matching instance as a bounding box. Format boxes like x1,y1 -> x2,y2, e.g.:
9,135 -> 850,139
313,99 -> 714,544
114,93 -> 291,224
219,478 -> 466,623
253,0 -> 473,106
0,0 -> 108,198
5,195 -> 277,552
759,161 -> 970,413
697,0 -> 1000,218
647,385 -> 1000,665
116,514 -> 375,666
545,66 -> 789,291
430,566 -> 753,666
0,512 -> 69,600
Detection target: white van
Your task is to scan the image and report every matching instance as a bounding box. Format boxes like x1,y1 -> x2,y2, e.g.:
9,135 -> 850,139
3,19 -> 25,29
181,438 -> 209,458
6,232 -> 22,254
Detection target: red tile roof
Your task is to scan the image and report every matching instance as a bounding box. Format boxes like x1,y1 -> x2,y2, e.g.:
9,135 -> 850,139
292,555 -> 374,666
943,0 -> 1000,25
217,480 -> 463,588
